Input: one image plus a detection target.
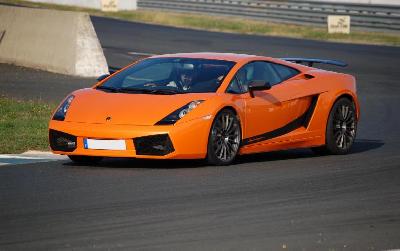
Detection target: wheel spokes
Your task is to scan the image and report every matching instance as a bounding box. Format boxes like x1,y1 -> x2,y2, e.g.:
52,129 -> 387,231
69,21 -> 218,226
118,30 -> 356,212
336,132 -> 344,148
333,104 -> 356,150
212,112 -> 240,162
343,105 -> 348,120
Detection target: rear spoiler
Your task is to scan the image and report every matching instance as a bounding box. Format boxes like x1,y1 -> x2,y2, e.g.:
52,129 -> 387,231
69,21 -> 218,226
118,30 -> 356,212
281,58 -> 348,67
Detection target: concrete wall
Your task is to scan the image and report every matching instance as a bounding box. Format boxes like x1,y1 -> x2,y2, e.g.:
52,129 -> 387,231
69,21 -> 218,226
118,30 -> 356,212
27,0 -> 137,10
0,6 -> 108,77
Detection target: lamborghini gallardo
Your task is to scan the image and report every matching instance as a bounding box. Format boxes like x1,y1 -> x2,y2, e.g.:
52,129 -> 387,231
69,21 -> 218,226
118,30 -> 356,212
49,53 -> 359,165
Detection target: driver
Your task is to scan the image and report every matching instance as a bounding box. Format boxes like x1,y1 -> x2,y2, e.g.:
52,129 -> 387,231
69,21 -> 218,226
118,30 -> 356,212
178,69 -> 194,90
167,65 -> 195,91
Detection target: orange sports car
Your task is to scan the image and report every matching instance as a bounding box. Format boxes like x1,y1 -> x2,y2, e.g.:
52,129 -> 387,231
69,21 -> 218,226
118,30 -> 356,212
49,53 -> 359,165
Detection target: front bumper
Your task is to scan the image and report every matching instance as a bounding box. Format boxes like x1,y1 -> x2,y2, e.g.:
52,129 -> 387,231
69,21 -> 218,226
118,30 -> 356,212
48,117 -> 212,159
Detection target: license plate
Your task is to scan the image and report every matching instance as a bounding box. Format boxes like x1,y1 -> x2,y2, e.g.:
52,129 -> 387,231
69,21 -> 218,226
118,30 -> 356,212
84,139 -> 126,150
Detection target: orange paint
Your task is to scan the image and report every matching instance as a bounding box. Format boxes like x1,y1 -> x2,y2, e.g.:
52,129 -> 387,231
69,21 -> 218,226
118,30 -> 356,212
49,53 -> 359,159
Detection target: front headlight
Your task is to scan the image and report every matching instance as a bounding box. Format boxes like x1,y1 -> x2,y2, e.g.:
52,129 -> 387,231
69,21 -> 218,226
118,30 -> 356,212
52,95 -> 74,121
156,100 -> 204,125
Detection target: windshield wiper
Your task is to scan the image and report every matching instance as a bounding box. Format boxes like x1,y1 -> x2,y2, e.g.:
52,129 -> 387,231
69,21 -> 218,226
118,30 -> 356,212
119,87 -> 182,95
96,85 -> 120,93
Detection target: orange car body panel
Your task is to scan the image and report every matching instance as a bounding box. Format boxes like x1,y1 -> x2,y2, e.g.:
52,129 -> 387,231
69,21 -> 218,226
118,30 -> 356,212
49,53 -> 359,159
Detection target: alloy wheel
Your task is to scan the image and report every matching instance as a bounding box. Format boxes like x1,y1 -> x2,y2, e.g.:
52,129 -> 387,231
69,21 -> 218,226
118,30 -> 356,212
333,104 -> 356,150
208,110 -> 241,165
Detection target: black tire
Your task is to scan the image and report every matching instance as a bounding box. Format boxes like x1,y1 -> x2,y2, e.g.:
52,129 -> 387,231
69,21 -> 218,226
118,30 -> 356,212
312,97 -> 357,155
207,109 -> 241,165
68,155 -> 103,164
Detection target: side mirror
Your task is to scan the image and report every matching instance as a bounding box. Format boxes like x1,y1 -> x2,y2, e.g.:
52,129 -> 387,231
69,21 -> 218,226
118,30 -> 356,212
248,80 -> 271,98
97,74 -> 110,82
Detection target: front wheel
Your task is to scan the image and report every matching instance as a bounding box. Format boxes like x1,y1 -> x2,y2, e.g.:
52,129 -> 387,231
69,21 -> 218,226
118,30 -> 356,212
313,97 -> 357,155
68,155 -> 103,164
207,109 -> 241,165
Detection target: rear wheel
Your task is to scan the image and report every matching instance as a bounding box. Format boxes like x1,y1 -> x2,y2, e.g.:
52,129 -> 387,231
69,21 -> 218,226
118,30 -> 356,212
68,155 -> 103,164
312,97 -> 357,155
207,109 -> 241,165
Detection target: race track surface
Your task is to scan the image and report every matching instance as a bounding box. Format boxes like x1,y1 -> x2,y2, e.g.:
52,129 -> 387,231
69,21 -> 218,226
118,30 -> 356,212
1,16 -> 400,250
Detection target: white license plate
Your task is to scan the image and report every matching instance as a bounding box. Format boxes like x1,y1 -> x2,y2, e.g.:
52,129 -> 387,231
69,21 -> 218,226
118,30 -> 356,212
84,139 -> 126,150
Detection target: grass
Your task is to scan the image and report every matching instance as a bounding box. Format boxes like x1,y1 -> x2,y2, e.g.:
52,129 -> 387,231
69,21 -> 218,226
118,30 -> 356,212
1,0 -> 399,46
0,97 -> 56,154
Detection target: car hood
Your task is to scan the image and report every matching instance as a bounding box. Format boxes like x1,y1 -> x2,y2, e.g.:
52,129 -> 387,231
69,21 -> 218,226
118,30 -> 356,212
65,88 -> 215,126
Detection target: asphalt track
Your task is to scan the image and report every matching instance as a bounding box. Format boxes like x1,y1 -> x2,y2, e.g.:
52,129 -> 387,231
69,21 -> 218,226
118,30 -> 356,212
1,16 -> 400,250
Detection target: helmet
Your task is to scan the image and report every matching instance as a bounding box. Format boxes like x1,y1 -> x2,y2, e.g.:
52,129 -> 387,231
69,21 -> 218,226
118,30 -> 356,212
179,64 -> 195,89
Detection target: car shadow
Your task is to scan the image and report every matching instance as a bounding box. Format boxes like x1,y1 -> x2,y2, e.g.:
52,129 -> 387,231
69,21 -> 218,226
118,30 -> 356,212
236,139 -> 384,164
62,157 -> 206,169
350,139 -> 384,154
62,139 -> 384,169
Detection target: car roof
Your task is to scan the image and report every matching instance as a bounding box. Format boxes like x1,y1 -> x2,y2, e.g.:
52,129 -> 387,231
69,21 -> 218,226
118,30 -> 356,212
151,52 -> 262,62
145,52 -> 311,72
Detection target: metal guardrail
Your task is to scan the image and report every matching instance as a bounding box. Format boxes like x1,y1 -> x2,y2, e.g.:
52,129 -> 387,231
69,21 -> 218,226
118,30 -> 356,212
137,0 -> 400,32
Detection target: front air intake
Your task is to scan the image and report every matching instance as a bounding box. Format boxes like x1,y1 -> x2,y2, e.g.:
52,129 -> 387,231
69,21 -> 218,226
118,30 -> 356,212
134,134 -> 174,156
49,130 -> 77,152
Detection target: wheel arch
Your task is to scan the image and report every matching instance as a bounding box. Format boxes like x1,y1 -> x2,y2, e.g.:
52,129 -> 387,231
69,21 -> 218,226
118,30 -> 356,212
332,91 -> 360,121
307,89 -> 359,146
319,92 -> 358,154
220,106 -> 237,115
216,106 -> 244,140
206,106 -> 243,165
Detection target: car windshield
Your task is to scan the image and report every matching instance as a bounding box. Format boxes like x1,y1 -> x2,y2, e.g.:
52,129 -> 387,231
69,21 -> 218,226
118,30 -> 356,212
98,57 -> 236,94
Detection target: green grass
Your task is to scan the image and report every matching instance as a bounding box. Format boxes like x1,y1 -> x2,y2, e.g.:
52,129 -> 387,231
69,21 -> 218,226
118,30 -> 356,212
1,0 -> 399,46
106,10 -> 400,46
0,97 -> 56,154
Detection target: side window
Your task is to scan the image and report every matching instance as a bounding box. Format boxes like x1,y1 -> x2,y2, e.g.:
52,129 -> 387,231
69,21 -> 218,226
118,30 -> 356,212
272,63 -> 300,81
252,61 -> 281,86
226,63 -> 254,93
226,61 -> 293,94
226,76 -> 243,94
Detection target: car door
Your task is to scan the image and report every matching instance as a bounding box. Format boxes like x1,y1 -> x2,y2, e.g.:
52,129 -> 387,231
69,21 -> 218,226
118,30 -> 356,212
227,61 -> 312,146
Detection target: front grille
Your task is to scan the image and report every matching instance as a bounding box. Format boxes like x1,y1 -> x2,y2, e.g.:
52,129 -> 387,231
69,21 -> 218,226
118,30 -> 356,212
134,134 -> 174,156
49,129 -> 77,152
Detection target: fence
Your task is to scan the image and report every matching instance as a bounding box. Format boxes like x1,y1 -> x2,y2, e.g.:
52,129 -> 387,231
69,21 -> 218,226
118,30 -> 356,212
137,0 -> 400,32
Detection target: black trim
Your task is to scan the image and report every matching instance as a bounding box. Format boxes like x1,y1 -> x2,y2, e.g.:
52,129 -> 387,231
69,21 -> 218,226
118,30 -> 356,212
242,95 -> 319,146
303,96 -> 318,127
49,130 -> 77,152
134,134 -> 175,156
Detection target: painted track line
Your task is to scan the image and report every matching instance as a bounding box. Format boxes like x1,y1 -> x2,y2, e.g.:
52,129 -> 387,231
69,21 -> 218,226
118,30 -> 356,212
127,51 -> 155,56
0,151 -> 67,166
